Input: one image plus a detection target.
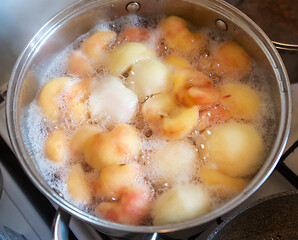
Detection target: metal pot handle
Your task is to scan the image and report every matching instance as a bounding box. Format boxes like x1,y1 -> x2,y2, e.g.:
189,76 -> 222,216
52,208 -> 71,240
141,232 -> 159,240
272,41 -> 298,51
52,209 -> 160,240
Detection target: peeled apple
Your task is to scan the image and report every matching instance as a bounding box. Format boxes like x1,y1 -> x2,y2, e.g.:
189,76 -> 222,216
108,42 -> 155,75
152,184 -> 211,225
203,122 -> 264,177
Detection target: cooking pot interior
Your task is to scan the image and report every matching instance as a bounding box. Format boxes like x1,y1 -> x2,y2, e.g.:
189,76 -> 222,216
17,0 -> 286,121
7,0 -> 290,237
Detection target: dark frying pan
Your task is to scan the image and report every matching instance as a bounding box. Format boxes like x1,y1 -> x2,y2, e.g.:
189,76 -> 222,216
208,190 -> 298,240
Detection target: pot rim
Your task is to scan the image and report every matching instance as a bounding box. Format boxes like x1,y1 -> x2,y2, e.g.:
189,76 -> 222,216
6,0 -> 292,234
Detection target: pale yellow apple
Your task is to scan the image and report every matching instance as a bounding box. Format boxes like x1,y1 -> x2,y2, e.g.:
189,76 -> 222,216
213,41 -> 251,79
94,163 -> 142,200
219,83 -> 260,121
39,77 -> 71,122
44,128 -> 67,163
152,184 -> 211,225
142,93 -> 198,139
127,59 -> 170,99
70,125 -> 102,156
84,123 -> 140,170
67,51 -> 95,77
164,54 -> 191,68
162,106 -> 199,139
67,164 -> 91,203
199,167 -> 247,196
108,42 -> 155,75
203,122 -> 264,177
160,16 -> 205,54
81,30 -> 116,65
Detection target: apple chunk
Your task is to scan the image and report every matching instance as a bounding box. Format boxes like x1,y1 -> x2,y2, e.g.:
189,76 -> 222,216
196,105 -> 232,132
162,106 -> 199,139
213,41 -> 251,79
84,123 -> 140,171
219,83 -> 260,121
199,167 -> 247,196
81,30 -> 116,65
67,51 -> 95,77
142,93 -> 198,139
203,122 -> 264,177
164,54 -> 191,68
160,16 -> 205,54
95,184 -> 151,225
127,59 -> 169,99
152,184 -> 211,225
67,164 -> 91,203
39,77 -> 71,122
119,27 -> 151,42
94,163 -> 142,200
64,77 -> 93,122
173,67 -> 219,108
70,125 -> 102,156
44,128 -> 67,163
108,42 -> 155,75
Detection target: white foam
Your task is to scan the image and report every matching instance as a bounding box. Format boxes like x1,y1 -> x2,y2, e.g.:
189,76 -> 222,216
89,76 -> 138,124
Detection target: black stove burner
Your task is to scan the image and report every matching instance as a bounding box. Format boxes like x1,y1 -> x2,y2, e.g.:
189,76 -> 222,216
276,140 -> 298,189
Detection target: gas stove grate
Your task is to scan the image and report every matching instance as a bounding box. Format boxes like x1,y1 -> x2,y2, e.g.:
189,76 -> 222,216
276,140 -> 298,189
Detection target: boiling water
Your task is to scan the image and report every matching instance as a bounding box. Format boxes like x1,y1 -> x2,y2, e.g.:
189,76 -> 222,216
21,15 -> 276,223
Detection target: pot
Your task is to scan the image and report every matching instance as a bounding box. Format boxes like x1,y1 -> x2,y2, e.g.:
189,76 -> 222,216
6,0 -> 291,239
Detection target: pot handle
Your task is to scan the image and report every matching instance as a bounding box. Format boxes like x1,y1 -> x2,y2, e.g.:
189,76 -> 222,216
52,209 -> 160,240
272,41 -> 298,51
141,232 -> 159,240
52,208 -> 71,240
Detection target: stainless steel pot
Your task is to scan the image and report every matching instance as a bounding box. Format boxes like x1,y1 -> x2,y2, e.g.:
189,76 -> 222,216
6,0 -> 291,239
